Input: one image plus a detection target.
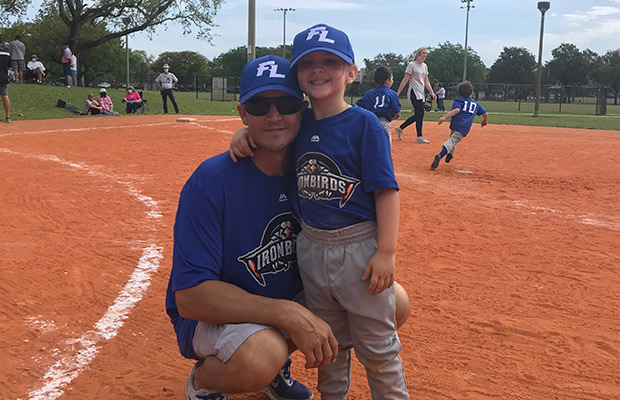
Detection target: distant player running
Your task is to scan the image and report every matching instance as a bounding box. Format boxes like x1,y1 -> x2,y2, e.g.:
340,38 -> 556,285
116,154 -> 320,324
431,81 -> 488,170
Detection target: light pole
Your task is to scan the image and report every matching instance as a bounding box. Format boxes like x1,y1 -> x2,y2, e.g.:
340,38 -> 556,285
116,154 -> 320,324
461,0 -> 474,82
275,8 -> 295,58
248,0 -> 256,62
533,2 -> 550,117
122,17 -> 131,89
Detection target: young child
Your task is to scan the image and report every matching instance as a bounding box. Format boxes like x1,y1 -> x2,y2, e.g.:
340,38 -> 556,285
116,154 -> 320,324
289,24 -> 407,399
431,80 -> 488,170
230,24 -> 409,399
435,82 -> 446,112
355,66 -> 401,145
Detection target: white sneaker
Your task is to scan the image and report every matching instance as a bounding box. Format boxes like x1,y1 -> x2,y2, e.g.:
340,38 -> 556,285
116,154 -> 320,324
415,136 -> 430,144
395,126 -> 404,141
185,362 -> 228,400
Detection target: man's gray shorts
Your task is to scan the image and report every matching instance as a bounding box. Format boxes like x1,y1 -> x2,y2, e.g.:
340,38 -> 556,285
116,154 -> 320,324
192,293 -> 305,363
0,84 -> 8,96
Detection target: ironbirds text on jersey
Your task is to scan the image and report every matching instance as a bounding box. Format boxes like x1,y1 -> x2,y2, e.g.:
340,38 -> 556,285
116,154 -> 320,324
238,213 -> 301,287
293,107 -> 399,230
296,152 -> 360,208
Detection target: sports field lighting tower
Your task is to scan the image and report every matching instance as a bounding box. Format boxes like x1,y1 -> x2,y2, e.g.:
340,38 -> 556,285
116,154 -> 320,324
122,17 -> 131,90
533,1 -> 550,117
248,0 -> 256,62
275,8 -> 295,58
461,0 -> 474,81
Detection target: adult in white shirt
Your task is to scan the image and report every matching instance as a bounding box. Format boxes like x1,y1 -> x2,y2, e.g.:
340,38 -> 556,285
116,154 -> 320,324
154,63 -> 179,113
26,54 -> 46,83
70,54 -> 78,87
394,46 -> 436,144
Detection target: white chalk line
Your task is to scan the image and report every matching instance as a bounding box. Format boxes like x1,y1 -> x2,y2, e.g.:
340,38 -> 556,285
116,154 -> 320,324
0,122 -> 176,138
1,148 -> 164,400
0,117 -> 240,139
396,171 -> 619,231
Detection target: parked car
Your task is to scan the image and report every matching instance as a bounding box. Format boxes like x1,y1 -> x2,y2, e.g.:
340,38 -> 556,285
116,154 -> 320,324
98,82 -> 111,88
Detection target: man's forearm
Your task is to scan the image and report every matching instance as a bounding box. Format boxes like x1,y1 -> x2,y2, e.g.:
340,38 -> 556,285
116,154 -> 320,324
176,280 -> 297,327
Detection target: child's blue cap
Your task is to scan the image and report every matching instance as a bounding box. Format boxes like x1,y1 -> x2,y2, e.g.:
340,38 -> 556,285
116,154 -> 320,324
290,24 -> 355,68
240,55 -> 303,104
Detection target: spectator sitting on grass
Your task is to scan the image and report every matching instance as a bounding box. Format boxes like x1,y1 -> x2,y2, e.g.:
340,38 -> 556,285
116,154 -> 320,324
84,93 -> 102,115
97,88 -> 118,115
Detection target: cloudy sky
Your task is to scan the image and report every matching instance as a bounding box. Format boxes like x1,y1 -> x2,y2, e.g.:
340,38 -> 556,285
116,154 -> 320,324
22,0 -> 620,67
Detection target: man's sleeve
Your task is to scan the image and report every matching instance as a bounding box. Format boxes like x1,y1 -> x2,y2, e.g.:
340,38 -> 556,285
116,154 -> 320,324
171,180 -> 225,292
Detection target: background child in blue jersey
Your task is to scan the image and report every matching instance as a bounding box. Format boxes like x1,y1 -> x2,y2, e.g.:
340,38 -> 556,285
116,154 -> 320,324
431,80 -> 488,170
355,66 -> 401,145
289,24 -> 409,399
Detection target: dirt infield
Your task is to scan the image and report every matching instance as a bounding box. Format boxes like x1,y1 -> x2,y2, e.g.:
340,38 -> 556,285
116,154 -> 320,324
1,115 -> 619,400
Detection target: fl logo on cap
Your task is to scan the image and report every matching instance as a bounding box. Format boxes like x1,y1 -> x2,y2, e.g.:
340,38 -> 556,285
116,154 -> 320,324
256,61 -> 286,79
305,26 -> 335,44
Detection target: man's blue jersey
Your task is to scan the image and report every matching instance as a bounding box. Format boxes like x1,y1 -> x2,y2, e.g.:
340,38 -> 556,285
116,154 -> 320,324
166,153 -> 304,359
293,107 -> 398,230
355,86 -> 401,122
449,97 -> 487,136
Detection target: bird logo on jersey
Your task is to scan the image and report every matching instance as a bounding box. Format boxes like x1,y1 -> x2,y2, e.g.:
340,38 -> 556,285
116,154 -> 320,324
296,152 -> 360,208
237,213 -> 301,287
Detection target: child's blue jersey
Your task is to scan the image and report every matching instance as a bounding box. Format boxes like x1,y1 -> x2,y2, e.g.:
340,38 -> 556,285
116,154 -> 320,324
449,97 -> 487,136
355,86 -> 401,122
293,107 -> 398,230
166,153 -> 304,359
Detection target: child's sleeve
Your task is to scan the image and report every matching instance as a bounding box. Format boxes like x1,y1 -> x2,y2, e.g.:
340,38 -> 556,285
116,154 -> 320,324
355,93 -> 368,109
390,90 -> 401,115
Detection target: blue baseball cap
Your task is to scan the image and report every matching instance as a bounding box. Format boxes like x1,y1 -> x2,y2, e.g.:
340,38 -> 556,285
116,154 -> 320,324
290,24 -> 355,68
240,55 -> 303,104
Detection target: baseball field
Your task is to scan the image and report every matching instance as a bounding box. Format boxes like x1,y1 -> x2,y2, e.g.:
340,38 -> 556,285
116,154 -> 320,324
1,115 -> 619,399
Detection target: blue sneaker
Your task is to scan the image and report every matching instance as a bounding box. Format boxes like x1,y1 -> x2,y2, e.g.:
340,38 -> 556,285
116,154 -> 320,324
185,362 -> 227,400
445,153 -> 454,163
431,154 -> 441,170
264,358 -> 313,400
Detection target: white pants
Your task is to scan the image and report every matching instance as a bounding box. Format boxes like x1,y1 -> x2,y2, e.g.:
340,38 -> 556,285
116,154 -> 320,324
297,221 -> 409,400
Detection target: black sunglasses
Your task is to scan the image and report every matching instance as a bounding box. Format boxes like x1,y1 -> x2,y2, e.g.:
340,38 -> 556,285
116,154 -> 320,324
244,96 -> 302,116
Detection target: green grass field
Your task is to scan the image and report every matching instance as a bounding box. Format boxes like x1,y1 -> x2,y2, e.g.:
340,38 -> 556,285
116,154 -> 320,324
5,83 -> 620,131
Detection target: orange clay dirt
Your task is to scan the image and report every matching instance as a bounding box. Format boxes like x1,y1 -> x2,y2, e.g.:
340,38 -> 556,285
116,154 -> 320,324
1,115 -> 619,400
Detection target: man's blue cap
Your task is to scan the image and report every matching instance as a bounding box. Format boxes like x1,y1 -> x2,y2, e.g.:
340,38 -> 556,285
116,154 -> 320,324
240,55 -> 303,104
290,24 -> 355,68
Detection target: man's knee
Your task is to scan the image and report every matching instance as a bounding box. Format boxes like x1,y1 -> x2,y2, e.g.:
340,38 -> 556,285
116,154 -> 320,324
394,282 -> 410,329
225,328 -> 289,390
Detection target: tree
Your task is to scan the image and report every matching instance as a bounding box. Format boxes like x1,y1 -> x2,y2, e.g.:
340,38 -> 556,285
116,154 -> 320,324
426,42 -> 487,85
488,47 -> 536,84
546,43 -> 596,102
1,10 -> 128,86
362,53 -> 408,85
488,47 -> 536,101
210,46 -> 282,77
152,51 -> 210,89
33,0 -> 222,58
591,49 -> 620,105
1,0 -> 28,24
131,50 -> 155,86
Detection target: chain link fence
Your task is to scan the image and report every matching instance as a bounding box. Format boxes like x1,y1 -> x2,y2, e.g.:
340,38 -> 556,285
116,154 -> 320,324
92,73 -> 617,116
343,81 -> 617,116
